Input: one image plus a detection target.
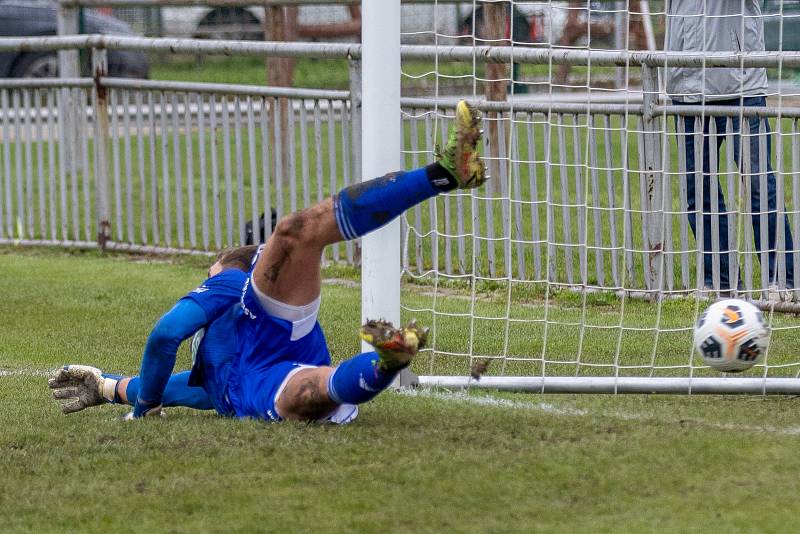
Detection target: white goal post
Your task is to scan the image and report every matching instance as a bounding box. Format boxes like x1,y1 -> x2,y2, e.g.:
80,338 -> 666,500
360,0 -> 401,341
359,0 -> 800,394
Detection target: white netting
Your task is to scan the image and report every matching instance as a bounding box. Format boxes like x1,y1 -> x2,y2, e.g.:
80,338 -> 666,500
399,1 -> 800,387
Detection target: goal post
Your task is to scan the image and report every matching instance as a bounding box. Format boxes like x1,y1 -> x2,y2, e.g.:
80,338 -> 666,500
360,0 -> 420,386
392,1 -> 800,394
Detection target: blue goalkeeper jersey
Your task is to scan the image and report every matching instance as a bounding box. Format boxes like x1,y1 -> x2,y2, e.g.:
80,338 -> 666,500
181,268 -> 248,320
132,267 -> 248,413
182,268 -> 248,389
193,273 -> 332,419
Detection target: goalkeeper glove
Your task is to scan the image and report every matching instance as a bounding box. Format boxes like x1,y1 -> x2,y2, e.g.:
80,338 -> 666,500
48,365 -> 117,414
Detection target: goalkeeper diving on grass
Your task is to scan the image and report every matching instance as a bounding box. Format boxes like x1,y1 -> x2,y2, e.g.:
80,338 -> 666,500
48,100 -> 486,424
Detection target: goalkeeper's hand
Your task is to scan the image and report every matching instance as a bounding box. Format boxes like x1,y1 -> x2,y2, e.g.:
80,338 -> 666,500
48,365 -> 113,414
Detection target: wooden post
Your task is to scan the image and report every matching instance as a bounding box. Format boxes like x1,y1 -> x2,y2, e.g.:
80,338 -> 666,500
481,3 -> 508,187
264,6 -> 296,189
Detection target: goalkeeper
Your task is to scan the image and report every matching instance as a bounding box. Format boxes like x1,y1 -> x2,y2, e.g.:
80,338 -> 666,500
49,100 -> 486,424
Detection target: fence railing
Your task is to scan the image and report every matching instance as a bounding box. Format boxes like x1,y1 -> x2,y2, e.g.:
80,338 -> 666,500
3,36 -> 800,307
0,37 -> 362,265
0,83 -> 359,258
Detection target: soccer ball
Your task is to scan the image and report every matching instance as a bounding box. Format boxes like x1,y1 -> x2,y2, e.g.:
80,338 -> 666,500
693,299 -> 769,373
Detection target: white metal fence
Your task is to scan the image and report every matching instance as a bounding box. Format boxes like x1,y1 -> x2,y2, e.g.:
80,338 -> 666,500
0,36 -> 361,264
0,80 -> 360,259
3,36 -> 800,311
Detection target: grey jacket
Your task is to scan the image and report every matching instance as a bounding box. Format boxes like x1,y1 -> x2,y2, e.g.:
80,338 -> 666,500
665,0 -> 768,102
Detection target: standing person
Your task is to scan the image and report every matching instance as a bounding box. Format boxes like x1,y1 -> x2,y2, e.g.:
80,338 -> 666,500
49,101 -> 486,423
666,0 -> 794,296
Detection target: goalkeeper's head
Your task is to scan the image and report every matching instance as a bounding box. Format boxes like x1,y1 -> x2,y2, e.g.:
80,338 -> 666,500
208,245 -> 260,278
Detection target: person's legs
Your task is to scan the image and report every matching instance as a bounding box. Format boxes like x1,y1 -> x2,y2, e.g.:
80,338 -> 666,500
251,100 -> 485,306
275,320 -> 428,421
681,112 -> 731,289
251,169 -> 446,306
711,114 -> 732,290
743,97 -> 795,288
247,101 -> 482,422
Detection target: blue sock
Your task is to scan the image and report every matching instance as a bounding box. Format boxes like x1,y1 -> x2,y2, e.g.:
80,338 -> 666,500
327,351 -> 399,405
101,373 -> 124,403
333,164 -> 453,240
127,372 -> 214,411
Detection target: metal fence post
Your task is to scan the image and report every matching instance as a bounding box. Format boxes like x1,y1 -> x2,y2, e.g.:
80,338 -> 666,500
641,65 -> 664,295
614,1 -> 625,89
57,6 -> 79,78
348,57 -> 362,186
92,47 -> 111,249
347,57 -> 363,272
57,5 -> 80,176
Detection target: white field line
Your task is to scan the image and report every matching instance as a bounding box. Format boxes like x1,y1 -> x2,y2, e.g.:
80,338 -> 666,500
399,388 -> 800,436
0,368 -> 53,378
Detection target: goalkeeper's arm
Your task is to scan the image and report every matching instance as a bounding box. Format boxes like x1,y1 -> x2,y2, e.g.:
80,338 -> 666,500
132,299 -> 208,417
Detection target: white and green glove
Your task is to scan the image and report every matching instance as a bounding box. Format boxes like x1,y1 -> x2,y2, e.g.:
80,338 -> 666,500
48,365 -> 117,414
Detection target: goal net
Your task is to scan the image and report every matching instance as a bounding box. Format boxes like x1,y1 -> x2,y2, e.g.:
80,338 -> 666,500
398,0 -> 800,393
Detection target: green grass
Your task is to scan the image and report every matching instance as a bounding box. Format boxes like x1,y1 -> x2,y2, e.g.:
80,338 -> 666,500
149,56 -> 497,91
3,246 -> 800,532
149,56 -> 563,93
151,57 -> 352,89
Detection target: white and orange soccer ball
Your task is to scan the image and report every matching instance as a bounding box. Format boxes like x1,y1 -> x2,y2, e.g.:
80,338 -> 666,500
693,299 -> 770,373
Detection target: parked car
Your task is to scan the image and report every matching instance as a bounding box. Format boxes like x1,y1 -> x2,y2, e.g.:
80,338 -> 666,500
157,4 -> 457,43
0,0 -> 149,78
159,5 -> 347,41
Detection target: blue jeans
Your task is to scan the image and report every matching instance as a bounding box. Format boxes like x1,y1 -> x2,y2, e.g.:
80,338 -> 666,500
677,96 -> 795,290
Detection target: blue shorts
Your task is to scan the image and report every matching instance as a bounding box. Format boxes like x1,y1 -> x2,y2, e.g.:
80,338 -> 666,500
228,361 -> 358,423
192,273 -> 332,421
227,361 -> 309,421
